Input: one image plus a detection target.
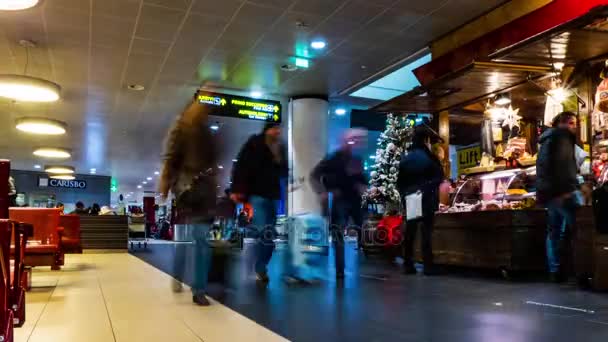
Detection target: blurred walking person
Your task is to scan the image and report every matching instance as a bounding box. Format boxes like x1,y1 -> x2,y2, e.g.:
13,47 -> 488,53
231,123 -> 287,283
310,129 -> 368,279
398,125 -> 444,276
536,111 -> 581,283
159,96 -> 218,306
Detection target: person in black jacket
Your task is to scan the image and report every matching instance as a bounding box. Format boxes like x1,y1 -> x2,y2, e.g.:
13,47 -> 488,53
231,122 -> 288,283
310,129 -> 368,279
398,125 -> 444,276
536,111 -> 580,282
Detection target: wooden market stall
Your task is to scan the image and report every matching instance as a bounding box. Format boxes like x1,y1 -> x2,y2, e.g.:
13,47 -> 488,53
373,1 -> 608,284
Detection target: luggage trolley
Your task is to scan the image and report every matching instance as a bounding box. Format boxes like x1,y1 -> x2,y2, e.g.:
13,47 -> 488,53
128,214 -> 148,249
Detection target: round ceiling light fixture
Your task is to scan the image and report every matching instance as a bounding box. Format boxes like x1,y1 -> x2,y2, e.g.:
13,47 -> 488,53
0,74 -> 60,102
0,0 -> 39,11
16,117 -> 67,135
335,108 -> 347,116
45,165 -> 75,174
33,147 -> 71,159
50,174 -> 75,180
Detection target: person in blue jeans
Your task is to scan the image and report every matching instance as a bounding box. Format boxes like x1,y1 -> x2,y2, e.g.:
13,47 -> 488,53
536,111 -> 581,283
159,97 -> 218,306
231,123 -> 288,283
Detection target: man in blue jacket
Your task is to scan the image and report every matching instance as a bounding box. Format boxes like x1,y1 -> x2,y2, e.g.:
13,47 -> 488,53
536,111 -> 580,282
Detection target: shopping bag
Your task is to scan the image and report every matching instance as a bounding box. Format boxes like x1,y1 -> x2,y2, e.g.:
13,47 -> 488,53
405,191 -> 423,221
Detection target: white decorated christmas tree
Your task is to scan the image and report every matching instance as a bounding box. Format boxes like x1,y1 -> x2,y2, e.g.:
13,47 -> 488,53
363,114 -> 413,208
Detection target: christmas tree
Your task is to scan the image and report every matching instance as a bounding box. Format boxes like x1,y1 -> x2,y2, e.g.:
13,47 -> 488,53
363,114 -> 413,208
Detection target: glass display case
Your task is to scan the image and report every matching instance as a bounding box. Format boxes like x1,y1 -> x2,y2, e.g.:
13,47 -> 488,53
442,167 -> 537,213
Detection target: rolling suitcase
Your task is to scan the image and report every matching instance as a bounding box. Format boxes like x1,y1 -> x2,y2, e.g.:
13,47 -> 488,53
284,214 -> 329,283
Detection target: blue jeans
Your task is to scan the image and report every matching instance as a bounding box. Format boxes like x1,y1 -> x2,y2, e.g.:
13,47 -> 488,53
546,196 -> 578,274
250,196 -> 277,275
173,224 -> 211,295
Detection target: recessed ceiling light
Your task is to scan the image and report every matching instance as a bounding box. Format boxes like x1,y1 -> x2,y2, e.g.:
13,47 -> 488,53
34,164 -> 41,169
154,171 -> 160,175
218,165 -> 224,169
16,117 -> 67,135
142,181 -> 148,185
33,147 -> 71,159
50,174 -> 75,180
347,140 -> 355,145
295,57 -> 310,69
335,108 -> 347,116
232,159 -> 238,162
311,40 -> 326,50
45,165 -> 75,174
280,64 -> 298,72
137,185 -> 142,189
210,123 -> 220,131
250,91 -> 263,98
127,84 -> 145,91
90,168 -> 96,174
146,177 -> 152,181
0,0 -> 39,11
0,74 -> 60,102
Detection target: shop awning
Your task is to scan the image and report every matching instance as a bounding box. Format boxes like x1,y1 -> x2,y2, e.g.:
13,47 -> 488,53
373,0 -> 608,114
373,62 -> 552,113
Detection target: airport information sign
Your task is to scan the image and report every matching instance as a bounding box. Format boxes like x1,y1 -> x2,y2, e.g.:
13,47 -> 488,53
197,91 -> 281,123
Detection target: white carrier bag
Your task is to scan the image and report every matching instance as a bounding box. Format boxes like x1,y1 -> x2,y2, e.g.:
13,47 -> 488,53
405,191 -> 423,221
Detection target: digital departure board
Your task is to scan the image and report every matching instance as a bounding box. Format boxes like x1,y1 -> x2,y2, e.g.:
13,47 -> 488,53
197,91 -> 282,123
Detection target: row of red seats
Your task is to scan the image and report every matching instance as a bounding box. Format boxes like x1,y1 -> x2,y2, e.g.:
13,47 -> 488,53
1,160 -> 28,342
0,160 -> 84,342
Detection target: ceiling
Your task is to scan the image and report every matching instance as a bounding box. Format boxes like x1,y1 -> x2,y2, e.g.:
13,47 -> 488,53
0,0 -> 508,201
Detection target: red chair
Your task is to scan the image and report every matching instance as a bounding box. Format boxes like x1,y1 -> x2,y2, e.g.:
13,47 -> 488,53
59,215 -> 82,254
8,208 -> 64,270
10,222 -> 29,327
0,220 -> 14,342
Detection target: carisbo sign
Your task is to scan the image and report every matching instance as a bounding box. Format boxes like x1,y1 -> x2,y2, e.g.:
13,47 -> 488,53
197,91 -> 281,123
39,178 -> 87,189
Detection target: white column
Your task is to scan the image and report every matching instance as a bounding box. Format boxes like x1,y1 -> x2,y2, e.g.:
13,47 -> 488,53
288,97 -> 328,216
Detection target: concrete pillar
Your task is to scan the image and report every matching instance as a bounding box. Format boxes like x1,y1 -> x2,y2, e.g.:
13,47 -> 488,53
288,97 -> 329,216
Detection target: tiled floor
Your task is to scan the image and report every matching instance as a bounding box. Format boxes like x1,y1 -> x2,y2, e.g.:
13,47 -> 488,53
15,253 -> 287,342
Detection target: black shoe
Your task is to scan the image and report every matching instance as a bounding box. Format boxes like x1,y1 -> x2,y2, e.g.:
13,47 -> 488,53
404,265 -> 417,275
193,294 -> 210,306
256,272 -> 270,283
336,272 -> 345,279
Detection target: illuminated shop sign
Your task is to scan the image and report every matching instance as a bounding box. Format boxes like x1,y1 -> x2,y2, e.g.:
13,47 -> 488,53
197,91 -> 281,123
39,178 -> 87,189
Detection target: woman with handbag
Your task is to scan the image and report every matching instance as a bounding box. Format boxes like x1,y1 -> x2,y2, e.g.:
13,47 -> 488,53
159,96 -> 218,306
397,125 -> 444,276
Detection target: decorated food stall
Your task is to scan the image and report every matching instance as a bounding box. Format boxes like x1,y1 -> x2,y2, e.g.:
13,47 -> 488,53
372,1 -> 608,282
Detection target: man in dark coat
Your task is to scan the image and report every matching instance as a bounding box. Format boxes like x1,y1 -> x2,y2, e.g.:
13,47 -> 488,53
398,125 -> 444,276
310,129 -> 368,279
231,122 -> 288,283
536,111 -> 580,282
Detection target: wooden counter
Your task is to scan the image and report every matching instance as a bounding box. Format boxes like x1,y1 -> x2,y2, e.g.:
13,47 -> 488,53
79,215 -> 128,250
416,209 -> 547,273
